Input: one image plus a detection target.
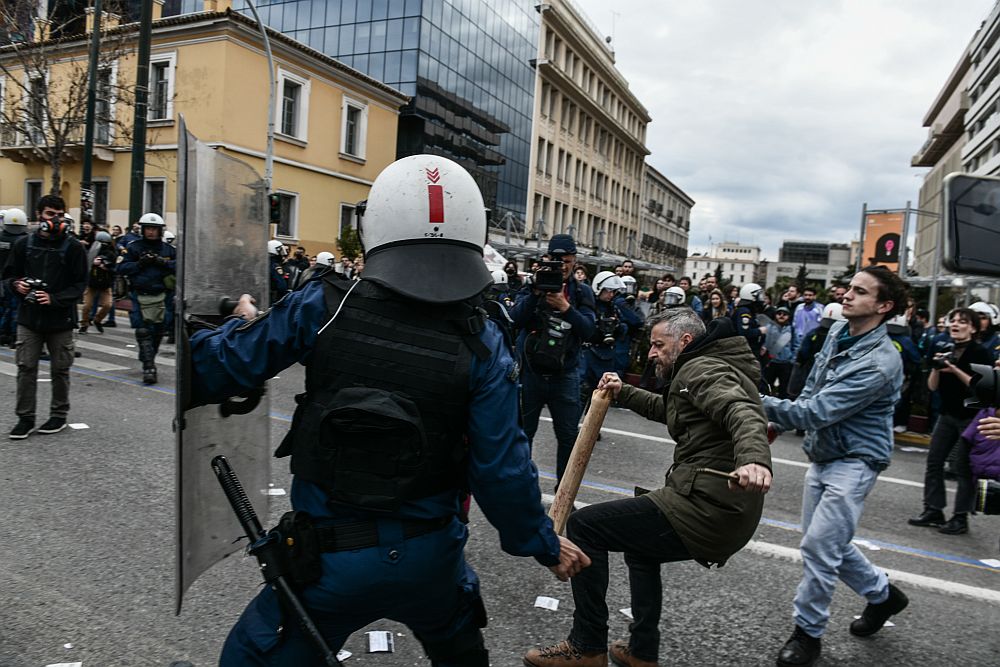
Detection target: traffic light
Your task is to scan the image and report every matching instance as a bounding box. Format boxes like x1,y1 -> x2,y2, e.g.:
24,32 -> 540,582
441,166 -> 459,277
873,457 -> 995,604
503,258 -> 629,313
268,193 -> 281,225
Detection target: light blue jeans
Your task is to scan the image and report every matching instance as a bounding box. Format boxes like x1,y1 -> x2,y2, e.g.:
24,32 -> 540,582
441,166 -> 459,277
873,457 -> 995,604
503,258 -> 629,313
794,458 -> 889,637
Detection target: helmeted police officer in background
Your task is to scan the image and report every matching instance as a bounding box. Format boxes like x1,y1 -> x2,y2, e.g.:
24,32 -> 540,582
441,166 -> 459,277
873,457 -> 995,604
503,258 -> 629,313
267,239 -> 290,303
0,207 -> 29,347
510,234 -> 597,483
188,155 -> 589,666
3,195 -> 88,439
732,282 -> 766,363
580,271 -> 641,404
117,212 -> 176,384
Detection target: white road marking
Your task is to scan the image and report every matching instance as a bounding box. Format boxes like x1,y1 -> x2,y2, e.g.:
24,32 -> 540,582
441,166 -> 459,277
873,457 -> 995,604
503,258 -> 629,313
541,494 -> 1000,604
541,417 -> 932,490
0,360 -> 45,378
74,339 -> 176,366
72,357 -> 129,372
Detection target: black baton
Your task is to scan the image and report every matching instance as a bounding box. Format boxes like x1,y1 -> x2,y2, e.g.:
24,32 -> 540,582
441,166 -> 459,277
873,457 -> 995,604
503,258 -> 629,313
211,455 -> 342,667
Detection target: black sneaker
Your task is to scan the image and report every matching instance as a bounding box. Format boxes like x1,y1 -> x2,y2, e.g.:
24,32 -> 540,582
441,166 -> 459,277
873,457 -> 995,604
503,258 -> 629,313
37,417 -> 67,434
78,325 -> 88,334
104,321 -> 117,328
850,583 -> 908,636
776,626 -> 821,667
907,508 -> 945,527
143,367 -> 158,385
9,418 -> 34,439
94,321 -> 104,334
938,514 -> 969,535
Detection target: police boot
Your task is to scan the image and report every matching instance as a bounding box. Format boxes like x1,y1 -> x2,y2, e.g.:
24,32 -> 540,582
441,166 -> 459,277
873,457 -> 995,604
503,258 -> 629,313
136,329 -> 158,385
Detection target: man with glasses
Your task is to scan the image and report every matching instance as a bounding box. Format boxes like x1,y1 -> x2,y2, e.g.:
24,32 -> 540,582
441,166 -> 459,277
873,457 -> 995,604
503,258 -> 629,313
3,194 -> 88,439
511,234 -> 596,484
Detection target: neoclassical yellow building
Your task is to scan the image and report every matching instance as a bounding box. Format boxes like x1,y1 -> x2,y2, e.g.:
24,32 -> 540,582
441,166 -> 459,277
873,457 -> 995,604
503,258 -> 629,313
0,0 -> 407,256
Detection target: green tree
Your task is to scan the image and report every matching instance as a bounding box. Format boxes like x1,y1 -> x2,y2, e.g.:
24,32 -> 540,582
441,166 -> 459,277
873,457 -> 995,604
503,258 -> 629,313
795,263 -> 809,291
336,227 -> 363,260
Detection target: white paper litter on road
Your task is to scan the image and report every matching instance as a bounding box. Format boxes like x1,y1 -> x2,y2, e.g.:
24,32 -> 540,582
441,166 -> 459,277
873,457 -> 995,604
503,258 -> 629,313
367,631 -> 394,652
620,608 -> 633,619
126,344 -> 136,348
68,423 -> 89,430
980,558 -> 1000,568
898,446 -> 927,453
263,488 -> 286,496
852,539 -> 881,551
46,663 -> 81,667
534,596 -> 560,610
62,644 -> 73,649
853,615 -> 894,627
336,649 -> 352,661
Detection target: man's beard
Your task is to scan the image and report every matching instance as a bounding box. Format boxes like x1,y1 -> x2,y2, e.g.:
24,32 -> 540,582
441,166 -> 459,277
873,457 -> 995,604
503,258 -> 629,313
654,359 -> 672,382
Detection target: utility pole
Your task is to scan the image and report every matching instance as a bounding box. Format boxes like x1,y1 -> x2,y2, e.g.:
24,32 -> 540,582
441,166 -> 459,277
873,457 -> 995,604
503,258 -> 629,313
127,0 -> 154,223
80,0 -> 103,224
243,0 -> 276,191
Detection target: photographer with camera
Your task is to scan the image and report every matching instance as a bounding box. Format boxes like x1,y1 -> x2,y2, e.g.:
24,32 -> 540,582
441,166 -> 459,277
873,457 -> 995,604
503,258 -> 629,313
510,234 -> 596,484
580,272 -> 642,406
78,231 -> 118,334
909,307 -> 993,535
3,194 -> 88,439
118,213 -> 176,385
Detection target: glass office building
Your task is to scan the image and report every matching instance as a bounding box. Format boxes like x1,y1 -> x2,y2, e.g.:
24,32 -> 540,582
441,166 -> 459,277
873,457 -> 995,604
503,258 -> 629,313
219,0 -> 539,223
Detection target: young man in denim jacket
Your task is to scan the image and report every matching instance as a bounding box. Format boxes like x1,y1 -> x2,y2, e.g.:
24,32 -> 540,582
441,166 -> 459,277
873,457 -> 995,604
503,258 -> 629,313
762,265 -> 911,667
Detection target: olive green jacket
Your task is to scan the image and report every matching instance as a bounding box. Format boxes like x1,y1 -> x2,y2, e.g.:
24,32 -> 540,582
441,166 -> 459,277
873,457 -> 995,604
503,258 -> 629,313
617,323 -> 772,565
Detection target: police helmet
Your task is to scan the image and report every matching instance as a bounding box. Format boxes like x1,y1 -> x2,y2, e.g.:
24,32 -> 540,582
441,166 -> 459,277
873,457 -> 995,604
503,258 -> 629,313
593,270 -> 625,294
969,301 -> 1000,327
886,314 -> 909,335
739,282 -> 764,303
620,274 -> 638,295
267,239 -> 286,256
663,286 -> 687,306
95,231 -> 112,243
163,230 -> 176,245
139,212 -> 165,227
358,155 -> 491,304
491,269 -> 508,285
316,251 -> 334,267
822,302 -> 846,322
2,207 -> 27,233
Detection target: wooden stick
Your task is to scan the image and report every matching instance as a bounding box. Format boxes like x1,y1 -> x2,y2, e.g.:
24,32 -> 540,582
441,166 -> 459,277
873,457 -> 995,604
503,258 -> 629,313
548,388 -> 612,535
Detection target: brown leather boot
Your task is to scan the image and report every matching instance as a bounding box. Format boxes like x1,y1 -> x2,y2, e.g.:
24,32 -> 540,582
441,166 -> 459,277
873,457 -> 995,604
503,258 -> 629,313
609,639 -> 659,667
523,640 -> 608,667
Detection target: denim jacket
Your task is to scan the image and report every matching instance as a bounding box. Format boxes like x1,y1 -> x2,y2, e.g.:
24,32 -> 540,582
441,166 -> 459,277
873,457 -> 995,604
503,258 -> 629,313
762,321 -> 902,470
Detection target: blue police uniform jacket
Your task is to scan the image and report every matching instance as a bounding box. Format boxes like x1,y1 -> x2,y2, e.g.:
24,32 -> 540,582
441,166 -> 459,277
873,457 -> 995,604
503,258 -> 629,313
189,279 -> 561,565
509,276 -> 596,372
118,238 -> 176,293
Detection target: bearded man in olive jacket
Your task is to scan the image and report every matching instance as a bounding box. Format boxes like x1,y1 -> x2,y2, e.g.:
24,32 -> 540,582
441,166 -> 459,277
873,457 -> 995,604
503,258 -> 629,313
524,308 -> 773,667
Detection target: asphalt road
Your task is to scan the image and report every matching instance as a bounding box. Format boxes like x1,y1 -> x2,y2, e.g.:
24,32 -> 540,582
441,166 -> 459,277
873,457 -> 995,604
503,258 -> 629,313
0,323 -> 998,666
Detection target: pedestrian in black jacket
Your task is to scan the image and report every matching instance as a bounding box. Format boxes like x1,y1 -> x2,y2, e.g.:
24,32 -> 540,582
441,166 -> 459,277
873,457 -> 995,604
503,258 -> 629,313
2,194 -> 88,439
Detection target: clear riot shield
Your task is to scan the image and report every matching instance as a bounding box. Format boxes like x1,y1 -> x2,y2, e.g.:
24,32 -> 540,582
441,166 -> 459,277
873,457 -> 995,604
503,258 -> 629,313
175,116 -> 272,612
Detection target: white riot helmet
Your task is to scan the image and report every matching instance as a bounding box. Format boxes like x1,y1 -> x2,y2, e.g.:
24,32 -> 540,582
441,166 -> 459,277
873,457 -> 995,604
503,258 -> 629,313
663,285 -> 687,306
822,302 -> 846,322
491,269 -> 508,285
315,251 -> 334,267
358,155 -> 490,303
969,301 -> 1000,327
138,212 -> 165,228
2,207 -> 27,233
267,239 -> 286,256
886,313 -> 909,335
163,230 -> 176,245
95,230 -> 112,243
739,282 -> 764,303
620,274 -> 638,295
593,270 -> 625,294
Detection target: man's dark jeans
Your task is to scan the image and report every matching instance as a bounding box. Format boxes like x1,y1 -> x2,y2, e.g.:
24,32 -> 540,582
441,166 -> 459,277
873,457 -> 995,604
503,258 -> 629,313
521,366 -> 581,481
566,496 -> 691,662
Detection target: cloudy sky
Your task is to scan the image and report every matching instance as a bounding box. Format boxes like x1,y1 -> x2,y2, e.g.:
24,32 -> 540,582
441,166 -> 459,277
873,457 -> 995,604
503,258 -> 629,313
572,0 -> 995,260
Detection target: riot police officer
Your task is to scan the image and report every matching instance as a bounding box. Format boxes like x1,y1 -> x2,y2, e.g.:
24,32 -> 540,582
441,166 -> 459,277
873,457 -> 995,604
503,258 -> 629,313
581,271 -> 641,402
0,207 -> 29,346
188,155 -> 589,665
267,239 -> 290,303
118,212 -> 176,384
732,282 -> 766,363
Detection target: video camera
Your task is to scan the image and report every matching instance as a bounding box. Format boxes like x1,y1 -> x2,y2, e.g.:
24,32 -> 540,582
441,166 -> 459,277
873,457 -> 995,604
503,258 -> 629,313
967,363 -> 1000,408
22,278 -> 47,304
532,260 -> 564,293
931,342 -> 958,370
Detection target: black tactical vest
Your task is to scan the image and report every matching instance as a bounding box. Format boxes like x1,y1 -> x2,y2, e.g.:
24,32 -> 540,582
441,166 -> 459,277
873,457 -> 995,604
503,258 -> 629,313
276,275 -> 489,512
0,229 -> 26,269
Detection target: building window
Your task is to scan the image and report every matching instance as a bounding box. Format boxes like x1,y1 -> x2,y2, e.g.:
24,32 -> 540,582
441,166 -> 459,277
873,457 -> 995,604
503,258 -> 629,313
148,53 -> 176,121
278,69 -> 310,141
95,67 -> 113,143
25,76 -> 46,144
273,192 -> 298,238
24,180 -> 42,218
340,203 -> 356,238
341,97 -> 367,158
144,179 -> 165,217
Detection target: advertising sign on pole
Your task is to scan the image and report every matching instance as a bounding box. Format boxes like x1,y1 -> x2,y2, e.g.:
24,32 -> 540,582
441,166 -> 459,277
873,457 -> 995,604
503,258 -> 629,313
862,212 -> 904,272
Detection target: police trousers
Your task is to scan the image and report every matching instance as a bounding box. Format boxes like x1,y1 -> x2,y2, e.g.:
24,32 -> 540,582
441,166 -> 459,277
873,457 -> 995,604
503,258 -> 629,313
220,517 -> 486,666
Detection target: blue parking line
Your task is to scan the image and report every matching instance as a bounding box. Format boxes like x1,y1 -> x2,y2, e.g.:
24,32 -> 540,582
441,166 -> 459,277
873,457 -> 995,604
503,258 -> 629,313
538,470 -> 1000,573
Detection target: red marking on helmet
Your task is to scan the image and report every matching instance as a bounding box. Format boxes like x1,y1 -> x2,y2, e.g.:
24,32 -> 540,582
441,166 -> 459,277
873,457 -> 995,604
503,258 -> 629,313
428,185 -> 444,223
426,168 -> 440,183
